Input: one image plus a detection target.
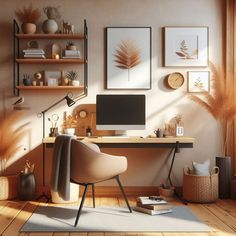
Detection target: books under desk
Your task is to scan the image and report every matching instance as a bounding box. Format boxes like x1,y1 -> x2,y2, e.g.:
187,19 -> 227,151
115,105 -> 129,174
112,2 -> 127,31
133,196 -> 173,215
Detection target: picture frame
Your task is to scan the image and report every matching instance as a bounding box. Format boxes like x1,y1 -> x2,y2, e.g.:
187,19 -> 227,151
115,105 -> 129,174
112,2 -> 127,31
106,27 -> 152,90
164,27 -> 209,67
44,71 -> 61,86
187,71 -> 210,93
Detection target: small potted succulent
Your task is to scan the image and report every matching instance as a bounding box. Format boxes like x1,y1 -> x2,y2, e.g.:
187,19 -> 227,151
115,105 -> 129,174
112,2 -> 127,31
66,41 -> 77,50
65,70 -> 80,86
15,4 -> 41,34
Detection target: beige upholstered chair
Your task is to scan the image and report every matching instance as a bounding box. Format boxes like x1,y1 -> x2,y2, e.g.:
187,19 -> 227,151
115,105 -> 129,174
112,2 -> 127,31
71,139 -> 132,227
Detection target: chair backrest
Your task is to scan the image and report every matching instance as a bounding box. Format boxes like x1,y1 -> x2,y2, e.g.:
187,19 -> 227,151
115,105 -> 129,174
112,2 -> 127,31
70,139 -> 127,184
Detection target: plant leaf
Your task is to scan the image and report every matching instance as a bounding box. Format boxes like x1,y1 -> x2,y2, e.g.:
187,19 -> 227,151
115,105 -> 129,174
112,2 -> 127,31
114,40 -> 141,70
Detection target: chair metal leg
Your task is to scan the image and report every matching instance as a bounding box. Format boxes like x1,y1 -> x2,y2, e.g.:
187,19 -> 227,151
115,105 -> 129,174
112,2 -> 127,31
92,184 -> 95,208
74,184 -> 88,227
115,176 -> 132,213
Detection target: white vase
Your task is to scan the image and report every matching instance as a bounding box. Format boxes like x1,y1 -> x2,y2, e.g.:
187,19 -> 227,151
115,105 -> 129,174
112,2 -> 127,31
42,19 -> 58,34
71,80 -> 80,86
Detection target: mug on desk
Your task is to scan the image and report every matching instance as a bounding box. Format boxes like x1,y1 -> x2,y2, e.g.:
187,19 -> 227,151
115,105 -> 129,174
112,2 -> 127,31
154,128 -> 163,138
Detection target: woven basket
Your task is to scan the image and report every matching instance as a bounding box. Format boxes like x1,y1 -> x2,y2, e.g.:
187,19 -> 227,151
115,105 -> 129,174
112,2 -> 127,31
0,175 -> 19,200
183,166 -> 219,203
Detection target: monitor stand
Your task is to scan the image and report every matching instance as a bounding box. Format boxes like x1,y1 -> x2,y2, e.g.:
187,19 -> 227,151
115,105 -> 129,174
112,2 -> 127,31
115,130 -> 127,136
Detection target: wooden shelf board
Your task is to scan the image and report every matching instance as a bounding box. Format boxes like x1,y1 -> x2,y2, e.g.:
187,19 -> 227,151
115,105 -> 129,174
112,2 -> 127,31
16,59 -> 85,64
16,34 -> 84,39
16,86 -> 84,90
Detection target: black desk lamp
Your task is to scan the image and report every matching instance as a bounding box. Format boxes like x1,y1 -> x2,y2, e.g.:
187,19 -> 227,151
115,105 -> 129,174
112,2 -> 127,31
38,93 -> 76,201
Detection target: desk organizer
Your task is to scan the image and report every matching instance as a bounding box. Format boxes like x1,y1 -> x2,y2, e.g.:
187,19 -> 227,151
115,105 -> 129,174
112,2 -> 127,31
183,166 -> 219,203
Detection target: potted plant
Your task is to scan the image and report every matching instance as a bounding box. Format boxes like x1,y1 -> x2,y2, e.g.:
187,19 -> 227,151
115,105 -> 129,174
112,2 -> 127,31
15,4 -> 41,34
65,70 -> 80,86
42,6 -> 61,34
66,41 -> 77,50
0,111 -> 26,200
62,112 -> 78,135
188,62 -> 236,156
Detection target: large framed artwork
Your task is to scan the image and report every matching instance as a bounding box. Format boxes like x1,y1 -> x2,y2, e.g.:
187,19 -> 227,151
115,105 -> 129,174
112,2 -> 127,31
164,27 -> 208,67
106,27 -> 151,90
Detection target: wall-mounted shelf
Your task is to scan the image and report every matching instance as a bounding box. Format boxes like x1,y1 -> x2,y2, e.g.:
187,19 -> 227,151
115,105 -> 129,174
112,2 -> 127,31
13,19 -> 88,97
16,34 -> 84,40
16,86 -> 84,90
16,59 -> 85,64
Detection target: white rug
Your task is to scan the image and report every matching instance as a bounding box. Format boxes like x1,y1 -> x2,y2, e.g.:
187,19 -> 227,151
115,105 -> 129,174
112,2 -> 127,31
21,206 -> 210,232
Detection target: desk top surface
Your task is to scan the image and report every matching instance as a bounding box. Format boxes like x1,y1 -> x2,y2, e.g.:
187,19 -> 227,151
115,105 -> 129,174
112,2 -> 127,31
43,136 -> 194,144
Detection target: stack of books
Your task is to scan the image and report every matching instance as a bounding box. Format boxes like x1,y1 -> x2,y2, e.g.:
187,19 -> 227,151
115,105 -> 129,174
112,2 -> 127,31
133,196 -> 173,215
22,49 -> 46,59
62,50 -> 80,59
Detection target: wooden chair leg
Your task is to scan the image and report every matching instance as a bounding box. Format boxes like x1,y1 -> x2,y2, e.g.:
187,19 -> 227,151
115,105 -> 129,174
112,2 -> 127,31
115,176 -> 132,213
92,184 -> 95,208
74,184 -> 88,227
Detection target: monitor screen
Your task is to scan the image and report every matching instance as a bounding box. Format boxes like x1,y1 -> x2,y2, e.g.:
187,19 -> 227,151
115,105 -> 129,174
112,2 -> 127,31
96,94 -> 145,130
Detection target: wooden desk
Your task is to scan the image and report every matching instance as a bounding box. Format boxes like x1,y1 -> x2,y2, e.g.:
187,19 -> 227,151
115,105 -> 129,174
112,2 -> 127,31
43,136 -> 194,147
43,136 -> 194,191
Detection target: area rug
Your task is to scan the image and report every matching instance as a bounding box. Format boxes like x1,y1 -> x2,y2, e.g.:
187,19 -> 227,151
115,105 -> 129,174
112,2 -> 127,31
20,206 -> 210,232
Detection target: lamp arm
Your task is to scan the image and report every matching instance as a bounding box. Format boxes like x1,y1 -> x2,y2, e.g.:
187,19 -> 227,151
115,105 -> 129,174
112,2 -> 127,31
40,97 -> 66,114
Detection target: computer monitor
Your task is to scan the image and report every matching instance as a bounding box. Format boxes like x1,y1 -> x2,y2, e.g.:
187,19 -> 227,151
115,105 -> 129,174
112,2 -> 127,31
96,94 -> 146,131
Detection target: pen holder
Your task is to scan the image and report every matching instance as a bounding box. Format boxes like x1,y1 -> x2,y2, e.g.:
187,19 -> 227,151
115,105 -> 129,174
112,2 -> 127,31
49,127 -> 59,137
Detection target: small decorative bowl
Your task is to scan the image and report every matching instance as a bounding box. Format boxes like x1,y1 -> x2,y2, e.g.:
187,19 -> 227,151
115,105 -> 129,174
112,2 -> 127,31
63,128 -> 75,135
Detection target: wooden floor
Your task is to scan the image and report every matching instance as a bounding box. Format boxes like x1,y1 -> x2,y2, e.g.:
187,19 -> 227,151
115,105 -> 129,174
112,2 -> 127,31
0,196 -> 236,236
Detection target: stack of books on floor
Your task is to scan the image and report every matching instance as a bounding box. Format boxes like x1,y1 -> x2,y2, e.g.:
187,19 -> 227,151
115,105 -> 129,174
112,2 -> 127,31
133,196 -> 173,215
22,49 -> 46,59
62,50 -> 80,59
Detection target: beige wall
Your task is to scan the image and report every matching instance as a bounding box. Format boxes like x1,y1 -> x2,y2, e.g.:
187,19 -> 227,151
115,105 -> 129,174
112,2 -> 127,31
0,0 -> 224,187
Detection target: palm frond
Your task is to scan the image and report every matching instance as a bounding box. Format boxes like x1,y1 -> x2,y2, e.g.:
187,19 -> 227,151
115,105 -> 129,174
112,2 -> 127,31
114,40 -> 141,70
0,111 -> 27,167
187,61 -> 236,155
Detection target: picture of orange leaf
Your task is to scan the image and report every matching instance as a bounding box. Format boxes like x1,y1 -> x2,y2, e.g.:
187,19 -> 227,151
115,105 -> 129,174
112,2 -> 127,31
114,40 -> 141,81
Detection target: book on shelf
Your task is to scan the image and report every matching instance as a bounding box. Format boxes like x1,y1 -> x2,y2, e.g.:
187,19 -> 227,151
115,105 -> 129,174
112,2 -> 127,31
62,55 -> 80,59
64,50 -> 80,55
136,202 -> 172,211
133,206 -> 172,215
23,54 -> 46,59
24,52 -> 45,55
137,196 -> 167,205
23,49 -> 45,53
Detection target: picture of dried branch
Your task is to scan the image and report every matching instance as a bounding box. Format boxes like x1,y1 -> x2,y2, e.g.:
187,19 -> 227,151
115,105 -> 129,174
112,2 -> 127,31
194,77 -> 204,89
188,62 -> 236,155
176,40 -> 198,59
114,40 -> 141,81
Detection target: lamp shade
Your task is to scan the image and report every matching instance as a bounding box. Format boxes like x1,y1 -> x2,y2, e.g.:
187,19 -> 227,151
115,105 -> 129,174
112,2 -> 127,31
65,96 -> 75,107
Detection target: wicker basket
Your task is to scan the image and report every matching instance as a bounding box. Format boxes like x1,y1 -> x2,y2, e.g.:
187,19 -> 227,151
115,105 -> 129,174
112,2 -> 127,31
0,174 -> 19,200
183,166 -> 219,203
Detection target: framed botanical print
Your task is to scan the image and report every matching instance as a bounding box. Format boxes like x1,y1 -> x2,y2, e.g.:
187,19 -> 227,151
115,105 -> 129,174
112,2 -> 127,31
164,27 -> 208,67
187,71 -> 210,93
106,27 -> 152,90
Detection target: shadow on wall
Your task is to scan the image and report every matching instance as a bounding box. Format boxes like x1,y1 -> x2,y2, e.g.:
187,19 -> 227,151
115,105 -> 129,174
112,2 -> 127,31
0,21 -> 14,65
5,144 -> 42,186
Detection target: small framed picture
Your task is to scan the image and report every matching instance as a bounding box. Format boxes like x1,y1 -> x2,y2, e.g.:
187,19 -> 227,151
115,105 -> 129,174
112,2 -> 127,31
44,71 -> 61,86
187,71 -> 210,93
164,27 -> 208,67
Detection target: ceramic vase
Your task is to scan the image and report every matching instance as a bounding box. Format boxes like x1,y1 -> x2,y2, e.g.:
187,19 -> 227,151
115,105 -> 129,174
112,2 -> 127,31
42,19 -> 58,34
18,172 -> 36,200
21,23 -> 36,34
71,80 -> 80,86
23,78 -> 32,86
